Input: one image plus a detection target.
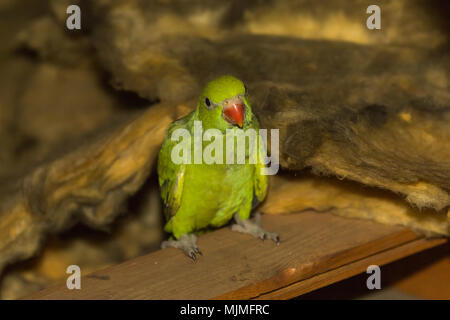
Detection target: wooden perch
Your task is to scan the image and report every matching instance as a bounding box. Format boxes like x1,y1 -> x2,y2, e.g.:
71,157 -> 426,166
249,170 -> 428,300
25,212 -> 446,300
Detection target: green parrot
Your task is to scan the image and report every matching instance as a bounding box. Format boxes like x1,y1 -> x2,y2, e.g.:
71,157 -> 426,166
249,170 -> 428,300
157,75 -> 279,260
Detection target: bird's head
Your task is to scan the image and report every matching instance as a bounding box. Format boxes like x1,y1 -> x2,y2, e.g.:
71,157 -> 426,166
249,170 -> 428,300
197,75 -> 251,131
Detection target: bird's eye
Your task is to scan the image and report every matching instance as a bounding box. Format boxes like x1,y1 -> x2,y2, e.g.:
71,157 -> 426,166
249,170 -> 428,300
205,97 -> 213,109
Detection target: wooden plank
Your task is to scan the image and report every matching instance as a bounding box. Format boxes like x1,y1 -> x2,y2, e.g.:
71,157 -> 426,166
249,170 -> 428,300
253,237 -> 446,299
24,211 -> 443,300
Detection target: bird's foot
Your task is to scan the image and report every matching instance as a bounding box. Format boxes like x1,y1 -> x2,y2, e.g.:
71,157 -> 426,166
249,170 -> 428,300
161,234 -> 202,261
231,212 -> 280,245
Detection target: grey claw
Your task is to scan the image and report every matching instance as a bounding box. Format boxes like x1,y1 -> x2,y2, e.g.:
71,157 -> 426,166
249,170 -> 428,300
232,213 -> 280,245
161,234 -> 203,261
275,236 -> 280,245
189,252 -> 197,261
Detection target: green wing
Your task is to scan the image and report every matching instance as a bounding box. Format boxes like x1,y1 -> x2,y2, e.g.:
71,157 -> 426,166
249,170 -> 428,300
157,111 -> 195,221
250,115 -> 268,206
253,132 -> 268,204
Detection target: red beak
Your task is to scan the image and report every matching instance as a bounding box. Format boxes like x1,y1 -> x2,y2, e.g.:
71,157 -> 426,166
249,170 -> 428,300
223,103 -> 245,128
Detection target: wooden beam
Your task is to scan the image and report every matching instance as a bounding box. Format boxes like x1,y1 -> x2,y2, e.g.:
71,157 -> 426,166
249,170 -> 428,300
253,237 -> 446,299
24,212 -> 446,300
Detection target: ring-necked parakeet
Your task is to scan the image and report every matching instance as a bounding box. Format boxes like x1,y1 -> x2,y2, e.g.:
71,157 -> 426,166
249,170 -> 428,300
157,75 -> 279,260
